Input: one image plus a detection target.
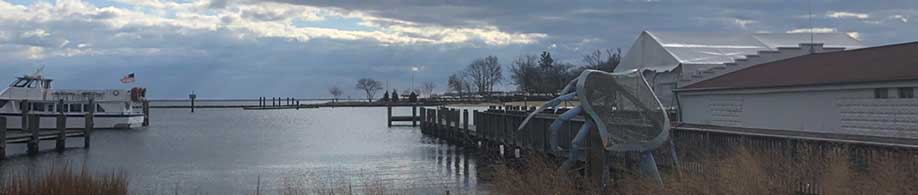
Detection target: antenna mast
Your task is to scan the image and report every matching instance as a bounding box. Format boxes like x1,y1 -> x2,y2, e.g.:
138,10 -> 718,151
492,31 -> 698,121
808,0 -> 815,53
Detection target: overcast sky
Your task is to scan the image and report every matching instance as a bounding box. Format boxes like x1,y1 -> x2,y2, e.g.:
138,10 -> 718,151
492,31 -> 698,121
0,0 -> 915,99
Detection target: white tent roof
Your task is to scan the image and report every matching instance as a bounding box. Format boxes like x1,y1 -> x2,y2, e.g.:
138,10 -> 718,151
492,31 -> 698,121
619,31 -> 864,71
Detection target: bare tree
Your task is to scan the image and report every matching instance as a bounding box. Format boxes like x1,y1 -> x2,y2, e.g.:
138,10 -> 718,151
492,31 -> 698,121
420,81 -> 436,97
510,55 -> 539,93
448,73 -> 466,96
465,56 -> 503,95
328,86 -> 343,103
582,48 -> 621,72
355,78 -> 383,102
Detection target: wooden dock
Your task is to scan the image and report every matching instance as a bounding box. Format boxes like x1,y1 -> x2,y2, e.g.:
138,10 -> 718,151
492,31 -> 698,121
416,106 -> 918,193
386,104 -> 421,127
1,100 -> 96,160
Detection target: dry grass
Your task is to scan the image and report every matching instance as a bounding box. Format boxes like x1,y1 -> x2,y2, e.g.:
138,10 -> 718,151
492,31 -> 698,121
0,164 -> 127,195
489,145 -> 918,195
276,171 -> 467,195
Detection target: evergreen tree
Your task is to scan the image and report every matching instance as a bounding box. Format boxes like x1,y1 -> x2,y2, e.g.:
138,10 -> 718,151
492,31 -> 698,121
381,91 -> 390,102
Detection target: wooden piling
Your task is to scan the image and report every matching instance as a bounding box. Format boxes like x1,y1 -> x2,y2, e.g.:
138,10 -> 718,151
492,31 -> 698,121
84,99 -> 94,148
20,100 -> 28,131
190,94 -> 196,113
56,99 -> 66,152
387,104 -> 393,127
142,100 -> 150,127
27,114 -> 39,155
586,122 -> 606,186
462,110 -> 469,136
0,117 -> 6,160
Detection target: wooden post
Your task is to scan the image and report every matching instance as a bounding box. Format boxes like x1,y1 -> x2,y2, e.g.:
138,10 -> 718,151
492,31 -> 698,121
387,104 -> 393,127
419,108 -> 426,129
0,117 -> 6,160
142,100 -> 150,127
586,122 -> 606,186
20,100 -> 28,131
189,93 -> 196,113
462,109 -> 469,134
412,105 -> 417,127
56,99 -> 66,152
27,114 -> 39,155
84,99 -> 94,148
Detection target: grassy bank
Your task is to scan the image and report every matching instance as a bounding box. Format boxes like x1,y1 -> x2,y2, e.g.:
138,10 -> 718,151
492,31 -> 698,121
490,146 -> 918,194
0,164 -> 127,195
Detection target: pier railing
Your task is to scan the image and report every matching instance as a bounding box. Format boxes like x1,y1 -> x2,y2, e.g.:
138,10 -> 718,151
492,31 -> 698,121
418,106 -> 918,194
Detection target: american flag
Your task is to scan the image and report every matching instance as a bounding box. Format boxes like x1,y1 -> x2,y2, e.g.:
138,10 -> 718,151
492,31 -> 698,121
120,73 -> 135,83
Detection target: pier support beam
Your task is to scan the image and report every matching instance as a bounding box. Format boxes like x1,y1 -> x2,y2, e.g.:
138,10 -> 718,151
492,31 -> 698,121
56,99 -> 66,152
142,100 -> 150,127
84,99 -> 94,148
27,114 -> 39,155
387,105 -> 393,127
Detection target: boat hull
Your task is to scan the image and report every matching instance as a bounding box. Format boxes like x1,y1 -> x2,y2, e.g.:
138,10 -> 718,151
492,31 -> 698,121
0,113 -> 143,130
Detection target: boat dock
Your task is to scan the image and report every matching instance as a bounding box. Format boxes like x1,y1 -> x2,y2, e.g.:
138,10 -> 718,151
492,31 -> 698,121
1,100 -> 151,160
1,110 -> 94,160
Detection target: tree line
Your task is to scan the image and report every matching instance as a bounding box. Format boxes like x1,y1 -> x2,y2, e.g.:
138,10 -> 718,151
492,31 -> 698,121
450,48 -> 621,96
344,48 -> 620,102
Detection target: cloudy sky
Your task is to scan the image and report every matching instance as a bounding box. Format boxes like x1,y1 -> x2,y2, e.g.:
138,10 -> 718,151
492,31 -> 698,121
0,0 -> 915,98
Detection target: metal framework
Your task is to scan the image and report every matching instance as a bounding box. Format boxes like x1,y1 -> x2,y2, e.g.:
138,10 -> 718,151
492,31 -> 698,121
518,69 -> 673,186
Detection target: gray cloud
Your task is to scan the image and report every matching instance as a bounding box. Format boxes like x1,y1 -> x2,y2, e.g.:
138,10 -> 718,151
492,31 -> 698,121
0,0 -> 915,98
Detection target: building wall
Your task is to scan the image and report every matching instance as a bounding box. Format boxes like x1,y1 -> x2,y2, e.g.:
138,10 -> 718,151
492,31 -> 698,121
679,81 -> 918,139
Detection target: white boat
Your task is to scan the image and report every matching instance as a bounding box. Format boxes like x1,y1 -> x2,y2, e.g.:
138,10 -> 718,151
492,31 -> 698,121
0,72 -> 147,130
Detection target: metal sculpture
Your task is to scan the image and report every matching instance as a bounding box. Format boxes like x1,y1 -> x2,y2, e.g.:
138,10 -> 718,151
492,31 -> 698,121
517,69 -> 673,185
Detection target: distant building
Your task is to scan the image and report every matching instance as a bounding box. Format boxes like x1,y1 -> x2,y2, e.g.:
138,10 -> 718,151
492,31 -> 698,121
676,42 -> 918,139
617,31 -> 863,108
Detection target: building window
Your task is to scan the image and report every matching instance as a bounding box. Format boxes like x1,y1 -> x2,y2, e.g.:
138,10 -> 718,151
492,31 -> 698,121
899,87 -> 914,98
875,88 -> 889,99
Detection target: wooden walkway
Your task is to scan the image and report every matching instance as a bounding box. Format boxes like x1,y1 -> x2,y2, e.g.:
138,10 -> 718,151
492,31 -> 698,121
416,106 -> 918,194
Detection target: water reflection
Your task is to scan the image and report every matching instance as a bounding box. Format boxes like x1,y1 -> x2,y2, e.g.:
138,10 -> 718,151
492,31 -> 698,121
0,106 -> 490,194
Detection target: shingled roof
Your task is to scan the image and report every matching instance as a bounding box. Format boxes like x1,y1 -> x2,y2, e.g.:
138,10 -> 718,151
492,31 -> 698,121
681,42 -> 918,91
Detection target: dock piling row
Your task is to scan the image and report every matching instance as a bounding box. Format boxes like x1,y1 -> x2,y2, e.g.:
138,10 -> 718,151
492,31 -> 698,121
0,99 -> 96,160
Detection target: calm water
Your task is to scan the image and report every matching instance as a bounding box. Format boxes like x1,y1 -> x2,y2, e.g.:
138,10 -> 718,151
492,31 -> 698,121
0,105 -> 489,194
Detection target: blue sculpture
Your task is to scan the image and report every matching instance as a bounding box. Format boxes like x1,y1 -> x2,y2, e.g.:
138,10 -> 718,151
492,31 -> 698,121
518,69 -> 673,185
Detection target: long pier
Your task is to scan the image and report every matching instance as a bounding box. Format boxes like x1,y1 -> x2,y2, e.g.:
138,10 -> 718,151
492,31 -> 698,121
417,106 -> 918,194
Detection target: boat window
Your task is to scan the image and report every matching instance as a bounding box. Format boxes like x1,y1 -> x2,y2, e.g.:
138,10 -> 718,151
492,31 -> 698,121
27,80 -> 38,88
0,100 -> 7,108
32,103 -> 45,112
96,104 -> 106,112
12,79 -> 29,87
70,104 -> 82,112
